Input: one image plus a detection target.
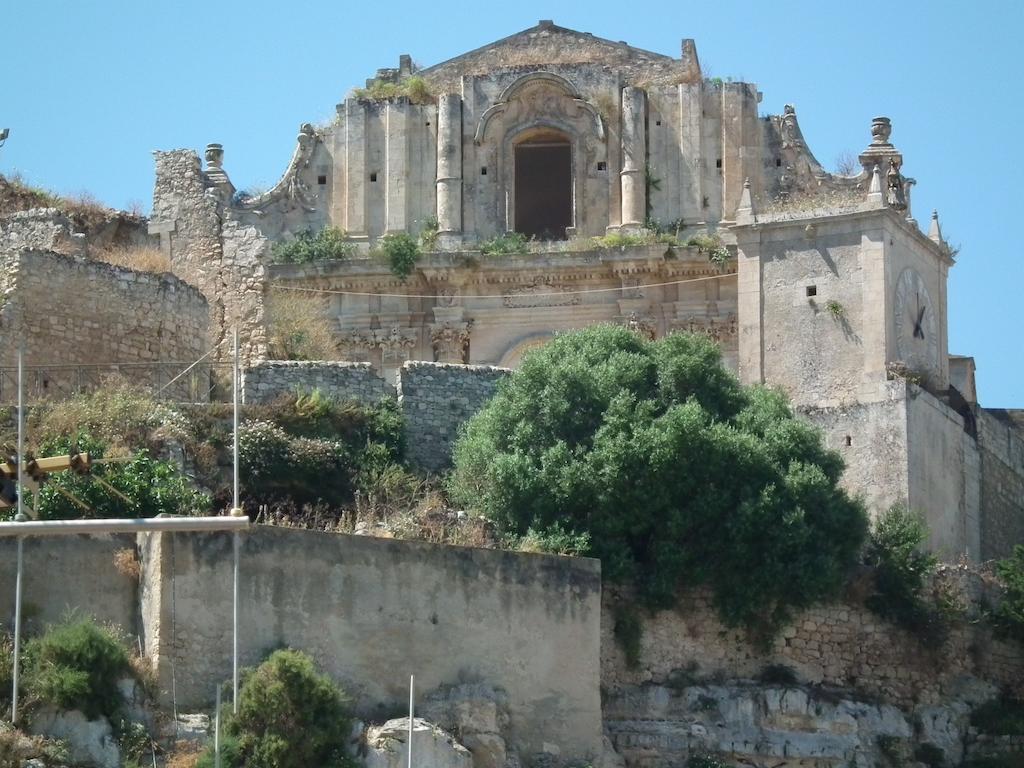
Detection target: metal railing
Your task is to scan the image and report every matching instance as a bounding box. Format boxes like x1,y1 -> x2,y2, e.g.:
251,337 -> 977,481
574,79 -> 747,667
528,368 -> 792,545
0,362 -> 236,404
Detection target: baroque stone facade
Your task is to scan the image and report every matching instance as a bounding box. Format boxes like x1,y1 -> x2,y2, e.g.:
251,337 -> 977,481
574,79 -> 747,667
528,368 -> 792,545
145,21 -> 1022,560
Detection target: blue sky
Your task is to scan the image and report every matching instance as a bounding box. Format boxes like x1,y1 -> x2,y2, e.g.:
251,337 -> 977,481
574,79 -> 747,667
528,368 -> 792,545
3,1 -> 1021,406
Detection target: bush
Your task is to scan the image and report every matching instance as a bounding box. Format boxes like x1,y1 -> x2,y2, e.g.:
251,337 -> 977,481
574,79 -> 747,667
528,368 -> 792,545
378,233 -> 420,278
266,288 -> 338,361
971,695 -> 1024,735
238,421 -> 350,504
31,433 -> 210,520
449,326 -> 868,639
23,616 -> 130,719
352,75 -> 434,104
863,505 -> 945,646
686,234 -> 730,265
270,228 -> 355,264
419,216 -> 440,251
480,232 -> 529,255
914,743 -> 946,768
992,544 -> 1024,643
211,649 -> 352,768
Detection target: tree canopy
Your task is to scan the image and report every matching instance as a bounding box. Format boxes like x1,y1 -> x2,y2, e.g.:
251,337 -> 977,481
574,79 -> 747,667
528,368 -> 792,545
449,325 -> 868,635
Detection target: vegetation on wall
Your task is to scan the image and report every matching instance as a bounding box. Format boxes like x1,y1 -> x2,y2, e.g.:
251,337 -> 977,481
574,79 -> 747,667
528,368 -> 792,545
269,228 -> 356,264
265,288 -> 338,361
480,232 -> 530,256
686,233 -> 730,266
448,325 -> 869,639
201,649 -> 353,768
352,75 -> 434,104
991,544 -> 1024,643
375,232 -> 420,279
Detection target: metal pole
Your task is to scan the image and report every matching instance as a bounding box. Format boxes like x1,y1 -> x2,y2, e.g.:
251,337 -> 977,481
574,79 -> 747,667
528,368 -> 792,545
232,326 -> 240,514
232,531 -> 239,714
408,674 -> 414,768
11,346 -> 25,722
214,685 -> 221,768
11,537 -> 23,723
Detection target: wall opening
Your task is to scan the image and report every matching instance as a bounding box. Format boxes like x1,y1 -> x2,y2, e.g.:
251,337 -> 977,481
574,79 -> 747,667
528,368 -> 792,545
514,130 -> 572,240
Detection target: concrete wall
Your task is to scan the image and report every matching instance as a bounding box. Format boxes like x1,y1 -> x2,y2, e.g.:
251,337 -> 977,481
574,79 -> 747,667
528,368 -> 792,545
141,527 -> 603,759
976,408 -> 1024,560
398,361 -> 511,472
242,360 -> 394,404
0,249 -> 208,371
0,535 -> 138,636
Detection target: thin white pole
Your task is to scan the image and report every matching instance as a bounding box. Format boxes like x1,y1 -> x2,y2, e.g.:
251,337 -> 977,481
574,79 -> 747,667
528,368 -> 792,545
11,537 -> 23,723
232,531 -> 240,714
408,674 -> 414,768
11,346 -> 25,722
214,685 -> 222,768
232,326 -> 240,514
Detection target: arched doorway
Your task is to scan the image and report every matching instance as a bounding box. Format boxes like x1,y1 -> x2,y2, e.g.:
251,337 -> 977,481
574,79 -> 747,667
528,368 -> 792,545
514,129 -> 572,240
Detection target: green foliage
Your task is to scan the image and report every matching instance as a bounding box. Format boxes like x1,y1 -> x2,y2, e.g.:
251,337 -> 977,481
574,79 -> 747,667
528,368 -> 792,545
377,233 -> 420,278
591,232 -> 654,249
612,604 -> 643,670
991,544 -> 1024,642
449,326 -> 868,638
238,393 -> 404,506
270,228 -> 356,264
914,743 -> 946,768
514,523 -> 591,556
115,719 -> 152,766
686,234 -> 730,265
197,735 -> 243,768
214,649 -> 353,768
686,754 -> 731,768
0,633 -> 13,706
863,505 -> 945,646
23,616 -> 130,720
825,300 -> 845,319
31,433 -> 210,520
353,75 -> 433,104
971,695 -> 1024,735
419,216 -> 440,251
480,232 -> 530,255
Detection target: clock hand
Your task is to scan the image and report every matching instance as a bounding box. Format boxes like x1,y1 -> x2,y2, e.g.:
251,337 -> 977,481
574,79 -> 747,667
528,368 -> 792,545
914,305 -> 926,339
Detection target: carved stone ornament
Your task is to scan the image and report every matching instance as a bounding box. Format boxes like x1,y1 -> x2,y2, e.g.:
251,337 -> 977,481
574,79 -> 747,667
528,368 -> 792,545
234,123 -> 319,213
437,287 -> 458,307
674,314 -> 737,343
870,116 -> 893,146
622,312 -> 657,340
345,325 -> 417,352
886,158 -> 908,211
503,276 -> 581,308
781,105 -> 802,149
430,320 -> 473,363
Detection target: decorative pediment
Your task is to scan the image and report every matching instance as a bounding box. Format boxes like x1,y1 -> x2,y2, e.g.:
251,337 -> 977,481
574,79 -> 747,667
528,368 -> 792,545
474,72 -> 604,146
233,124 -> 320,213
503,276 -> 581,308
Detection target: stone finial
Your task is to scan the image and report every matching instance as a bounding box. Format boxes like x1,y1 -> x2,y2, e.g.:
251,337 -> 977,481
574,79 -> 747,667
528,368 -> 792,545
736,178 -> 756,225
870,117 -> 893,146
867,164 -> 884,204
928,210 -> 943,243
204,143 -> 224,169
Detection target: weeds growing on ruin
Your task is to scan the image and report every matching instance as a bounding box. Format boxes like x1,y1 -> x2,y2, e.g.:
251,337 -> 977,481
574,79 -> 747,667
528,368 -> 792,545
265,288 -> 338,361
270,227 -> 356,264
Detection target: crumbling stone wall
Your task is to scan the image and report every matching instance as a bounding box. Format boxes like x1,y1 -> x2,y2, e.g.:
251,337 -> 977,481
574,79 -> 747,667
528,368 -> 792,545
242,360 -> 393,404
397,361 -> 511,472
977,408 -> 1024,560
0,209 -> 80,254
601,582 -> 1023,712
151,150 -> 268,362
0,249 -> 208,370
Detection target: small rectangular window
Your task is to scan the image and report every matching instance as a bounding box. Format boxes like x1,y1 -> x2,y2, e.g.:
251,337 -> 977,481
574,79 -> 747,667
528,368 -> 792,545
370,172 -> 378,183
655,120 -> 661,126
845,435 -> 852,447
715,158 -> 722,169
481,167 -> 487,176
597,161 -> 607,171
806,285 -> 817,297
775,158 -> 782,168
317,174 -> 327,185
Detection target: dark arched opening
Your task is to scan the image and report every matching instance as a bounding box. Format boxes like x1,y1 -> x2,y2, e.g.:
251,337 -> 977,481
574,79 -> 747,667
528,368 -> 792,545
514,129 -> 572,240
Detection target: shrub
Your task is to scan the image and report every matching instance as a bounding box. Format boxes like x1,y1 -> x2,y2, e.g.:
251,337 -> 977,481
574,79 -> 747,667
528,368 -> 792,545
378,233 -> 420,278
514,523 -> 591,556
863,504 -> 945,646
914,743 -> 946,768
31,433 -> 211,520
352,75 -> 434,104
991,544 -> 1024,643
449,326 -> 868,639
237,420 -> 350,504
213,649 -> 352,768
265,288 -> 338,361
971,695 -> 1024,735
23,616 -> 130,719
270,228 -> 355,264
92,245 -> 171,274
686,234 -> 730,265
480,232 -> 529,255
419,216 -> 440,251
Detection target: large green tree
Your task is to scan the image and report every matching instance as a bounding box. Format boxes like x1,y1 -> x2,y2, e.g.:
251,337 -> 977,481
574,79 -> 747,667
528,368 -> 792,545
449,326 -> 868,635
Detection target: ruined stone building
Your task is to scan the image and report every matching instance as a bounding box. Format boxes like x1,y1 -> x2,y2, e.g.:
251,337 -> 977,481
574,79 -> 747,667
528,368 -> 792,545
104,21 -> 1024,560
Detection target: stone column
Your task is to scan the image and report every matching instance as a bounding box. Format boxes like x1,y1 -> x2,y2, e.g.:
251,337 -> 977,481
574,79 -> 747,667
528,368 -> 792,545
436,94 -> 463,240
620,86 -> 646,229
344,99 -> 369,238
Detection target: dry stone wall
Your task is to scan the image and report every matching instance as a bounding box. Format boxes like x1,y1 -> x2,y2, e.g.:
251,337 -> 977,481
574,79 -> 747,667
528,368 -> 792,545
242,360 -> 393,404
977,408 -> 1024,560
397,361 -> 511,472
0,249 -> 208,370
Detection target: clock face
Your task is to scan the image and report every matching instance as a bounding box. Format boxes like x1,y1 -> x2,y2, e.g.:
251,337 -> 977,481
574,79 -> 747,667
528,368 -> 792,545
894,268 -> 938,375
